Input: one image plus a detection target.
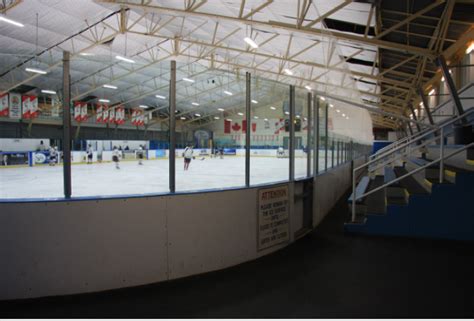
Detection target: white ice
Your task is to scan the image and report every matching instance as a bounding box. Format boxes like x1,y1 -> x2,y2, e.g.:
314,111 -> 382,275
0,153 -> 337,199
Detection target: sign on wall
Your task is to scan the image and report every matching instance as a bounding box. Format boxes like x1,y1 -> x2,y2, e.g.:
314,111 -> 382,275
9,93 -> 21,119
257,184 -> 290,251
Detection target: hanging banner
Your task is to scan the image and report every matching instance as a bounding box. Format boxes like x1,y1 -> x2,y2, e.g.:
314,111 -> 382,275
102,105 -> 109,123
74,102 -> 82,122
0,93 -> 8,117
257,184 -> 290,251
96,104 -> 103,123
51,96 -> 60,118
30,96 -> 38,118
22,96 -> 31,119
131,109 -> 137,126
81,103 -> 88,122
109,107 -> 115,124
9,93 -> 21,119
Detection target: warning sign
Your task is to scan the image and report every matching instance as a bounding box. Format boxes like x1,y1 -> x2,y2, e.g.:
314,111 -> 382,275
257,184 -> 290,251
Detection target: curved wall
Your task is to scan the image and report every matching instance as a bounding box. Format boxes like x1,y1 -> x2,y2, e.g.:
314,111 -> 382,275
0,159 -> 361,300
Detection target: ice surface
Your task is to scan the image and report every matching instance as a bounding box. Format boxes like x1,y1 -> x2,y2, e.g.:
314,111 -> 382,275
0,154 -> 335,199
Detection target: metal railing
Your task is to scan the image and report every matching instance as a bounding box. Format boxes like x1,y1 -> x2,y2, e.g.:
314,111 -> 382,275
351,108 -> 474,222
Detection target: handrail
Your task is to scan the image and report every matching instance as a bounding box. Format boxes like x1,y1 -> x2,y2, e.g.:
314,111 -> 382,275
358,108 -> 474,172
351,107 -> 474,222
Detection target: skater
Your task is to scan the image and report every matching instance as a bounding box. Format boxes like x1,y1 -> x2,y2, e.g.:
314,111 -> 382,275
277,146 -> 285,157
86,144 -> 93,164
137,145 -> 144,165
112,146 -> 121,169
49,145 -> 57,166
183,144 -> 193,171
219,147 -> 224,159
2,154 -> 7,166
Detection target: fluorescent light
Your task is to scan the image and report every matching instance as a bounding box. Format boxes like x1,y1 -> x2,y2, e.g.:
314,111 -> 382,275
194,113 -> 201,117
156,95 -> 166,99
238,112 -> 244,116
285,111 -> 289,115
243,37 -> 259,49
0,16 -> 24,27
182,77 -> 195,83
305,85 -> 312,91
226,118 -> 232,122
99,99 -> 110,103
192,102 -> 200,106
218,108 -> 224,111
346,116 -> 349,120
304,117 -> 307,121
254,116 -> 259,119
180,117 -> 186,120
296,115 -> 300,118
224,90 -> 233,96
419,102 -> 423,107
428,89 -> 435,95
251,99 -> 258,104
41,90 -> 56,95
139,105 -> 148,108
466,42 -> 474,54
214,116 -> 220,120
441,76 -> 445,82
270,106 -> 276,110
264,118 -> 268,121
115,55 -> 135,63
25,67 -> 47,75
329,104 -> 334,108
320,96 -> 326,101
336,109 -> 340,113
342,113 -> 346,117
103,84 -> 118,89
79,52 -> 94,56
283,68 -> 293,76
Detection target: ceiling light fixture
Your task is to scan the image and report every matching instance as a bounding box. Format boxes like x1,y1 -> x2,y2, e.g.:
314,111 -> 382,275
139,105 -> 148,108
320,96 -> 326,101
428,89 -> 435,95
342,113 -> 346,117
115,55 -> 135,63
243,37 -> 259,49
224,90 -> 233,96
180,117 -> 186,120
218,108 -> 225,111
214,116 -> 220,120
238,112 -> 244,116
99,99 -> 110,103
41,90 -> 56,95
226,118 -> 232,122
270,106 -> 276,110
336,109 -> 340,113
466,42 -> 474,54
264,118 -> 268,121
0,16 -> 24,27
103,84 -> 118,89
156,95 -> 166,99
283,68 -> 293,76
182,77 -> 195,83
192,102 -> 200,106
79,52 -> 94,56
194,113 -> 201,117
329,104 -> 334,108
285,111 -> 290,115
254,116 -> 259,119
441,76 -> 445,82
251,99 -> 258,104
25,67 -> 47,75
305,85 -> 312,91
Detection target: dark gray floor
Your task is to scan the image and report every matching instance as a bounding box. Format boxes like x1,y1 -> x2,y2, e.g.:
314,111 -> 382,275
1,192 -> 474,318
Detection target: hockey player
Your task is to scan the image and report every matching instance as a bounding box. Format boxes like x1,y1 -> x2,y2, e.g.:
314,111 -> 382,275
49,145 -> 57,166
183,144 -> 193,171
137,145 -> 144,165
112,146 -> 121,169
277,146 -> 285,157
86,144 -> 93,164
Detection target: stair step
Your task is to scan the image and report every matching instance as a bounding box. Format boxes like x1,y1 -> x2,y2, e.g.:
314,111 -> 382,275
387,196 -> 408,206
425,177 -> 453,185
394,167 -> 430,195
366,175 -> 386,214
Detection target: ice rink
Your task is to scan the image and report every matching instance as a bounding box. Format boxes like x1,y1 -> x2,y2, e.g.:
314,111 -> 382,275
0,155 -> 334,199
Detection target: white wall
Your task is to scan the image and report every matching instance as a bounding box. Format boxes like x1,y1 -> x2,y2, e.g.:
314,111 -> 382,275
0,138 -> 50,152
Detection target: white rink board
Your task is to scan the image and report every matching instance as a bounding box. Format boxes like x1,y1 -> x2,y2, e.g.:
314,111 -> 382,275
0,153 -> 336,199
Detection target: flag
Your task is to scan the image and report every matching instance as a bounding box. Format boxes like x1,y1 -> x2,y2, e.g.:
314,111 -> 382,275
0,93 -> 8,117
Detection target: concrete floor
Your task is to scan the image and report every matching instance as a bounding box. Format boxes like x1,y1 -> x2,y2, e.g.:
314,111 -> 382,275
1,191 -> 473,318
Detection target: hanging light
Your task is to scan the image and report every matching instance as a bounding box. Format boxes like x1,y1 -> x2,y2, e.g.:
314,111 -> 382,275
115,55 -> 135,64
25,67 -> 47,75
0,16 -> 24,27
103,84 -> 118,90
41,90 -> 56,95
99,99 -> 110,103
224,90 -> 233,96
183,77 -> 195,83
243,37 -> 259,49
156,95 -> 166,99
192,102 -> 200,106
218,108 -> 225,111
251,99 -> 258,104
283,68 -> 293,76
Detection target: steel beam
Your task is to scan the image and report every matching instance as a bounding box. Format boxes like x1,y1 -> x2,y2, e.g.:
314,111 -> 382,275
62,51 -> 72,199
169,60 -> 176,193
245,72 -> 251,187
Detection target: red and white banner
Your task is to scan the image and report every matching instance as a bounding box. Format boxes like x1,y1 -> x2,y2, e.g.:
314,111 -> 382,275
131,108 -> 138,126
115,106 -> 125,125
74,102 -> 82,122
8,93 -> 21,119
30,96 -> 38,118
0,93 -> 8,117
102,105 -> 109,123
21,96 -> 38,119
81,103 -> 88,122
96,104 -> 103,123
22,96 -> 31,119
109,107 -> 115,124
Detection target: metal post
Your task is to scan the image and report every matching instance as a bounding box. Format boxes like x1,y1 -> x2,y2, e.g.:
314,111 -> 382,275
324,101 -> 328,171
437,55 -> 465,118
331,139 -> 335,168
169,60 -> 176,193
418,86 -> 434,125
245,72 -> 251,187
408,104 -> 421,132
337,141 -> 340,166
314,95 -> 320,174
62,51 -> 71,198
440,127 -> 444,183
289,85 -> 295,181
307,92 -> 312,177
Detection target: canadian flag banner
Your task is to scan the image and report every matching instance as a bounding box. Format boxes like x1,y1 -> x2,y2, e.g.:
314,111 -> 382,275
114,106 -> 123,125
274,118 -> 285,134
30,96 -> 38,118
74,102 -> 82,122
109,107 -> 115,124
102,105 -> 109,123
22,96 -> 31,119
0,93 -> 9,117
81,103 -> 88,122
131,108 -> 139,126
96,104 -> 103,123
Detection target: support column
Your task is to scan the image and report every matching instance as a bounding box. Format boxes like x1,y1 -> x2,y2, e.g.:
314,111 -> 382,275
62,51 -> 71,199
245,72 -> 251,187
307,92 -> 312,177
418,86 -> 434,125
437,55 -> 465,117
408,104 -> 421,132
324,101 -> 328,171
314,95 -> 319,174
169,60 -> 176,193
289,86 -> 295,181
